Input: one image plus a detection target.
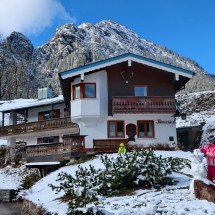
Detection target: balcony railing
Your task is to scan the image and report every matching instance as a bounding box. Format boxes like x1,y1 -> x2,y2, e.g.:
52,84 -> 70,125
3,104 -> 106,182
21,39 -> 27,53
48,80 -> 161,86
26,135 -> 86,162
0,117 -> 79,137
112,96 -> 175,114
93,139 -> 129,153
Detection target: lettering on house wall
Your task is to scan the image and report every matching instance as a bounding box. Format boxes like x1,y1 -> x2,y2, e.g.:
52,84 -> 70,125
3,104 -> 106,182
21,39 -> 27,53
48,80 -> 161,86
156,119 -> 175,124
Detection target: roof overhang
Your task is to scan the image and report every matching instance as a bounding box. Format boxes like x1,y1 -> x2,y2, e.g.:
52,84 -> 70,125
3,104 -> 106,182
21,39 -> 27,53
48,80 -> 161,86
0,97 -> 65,113
59,53 -> 195,80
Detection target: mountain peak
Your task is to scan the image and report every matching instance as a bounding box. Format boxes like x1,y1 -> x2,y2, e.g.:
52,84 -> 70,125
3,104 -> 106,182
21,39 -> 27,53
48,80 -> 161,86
1,20 -> 215,100
3,31 -> 34,60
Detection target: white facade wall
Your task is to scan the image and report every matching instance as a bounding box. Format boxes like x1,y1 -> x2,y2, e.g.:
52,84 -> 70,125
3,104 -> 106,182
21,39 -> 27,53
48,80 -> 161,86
70,70 -> 108,119
6,103 -> 67,146
71,70 -> 108,147
16,134 -> 65,146
70,99 -> 100,118
108,114 -> 177,147
79,113 -> 176,148
70,70 -> 177,149
28,103 -> 65,122
8,103 -> 65,124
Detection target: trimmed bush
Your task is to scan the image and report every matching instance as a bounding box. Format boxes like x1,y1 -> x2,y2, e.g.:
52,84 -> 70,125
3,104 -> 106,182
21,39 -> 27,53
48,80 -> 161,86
49,149 -> 190,213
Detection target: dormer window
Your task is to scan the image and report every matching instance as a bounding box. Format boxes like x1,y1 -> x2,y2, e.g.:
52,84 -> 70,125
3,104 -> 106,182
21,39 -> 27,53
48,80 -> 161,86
72,83 -> 96,100
134,85 -> 147,96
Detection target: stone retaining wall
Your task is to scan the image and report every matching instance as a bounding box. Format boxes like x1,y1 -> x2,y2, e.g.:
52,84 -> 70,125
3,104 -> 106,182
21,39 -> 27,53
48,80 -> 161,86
21,199 -> 45,215
0,189 -> 17,202
194,179 -> 215,203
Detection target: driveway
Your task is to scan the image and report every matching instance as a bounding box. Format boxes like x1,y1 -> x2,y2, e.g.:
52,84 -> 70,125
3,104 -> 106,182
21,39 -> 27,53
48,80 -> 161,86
0,202 -> 22,215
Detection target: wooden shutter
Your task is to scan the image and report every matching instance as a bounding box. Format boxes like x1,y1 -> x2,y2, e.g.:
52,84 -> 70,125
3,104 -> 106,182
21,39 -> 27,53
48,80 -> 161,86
64,108 -> 69,117
37,138 -> 43,144
54,136 -> 59,143
38,112 -> 44,121
52,109 -> 60,119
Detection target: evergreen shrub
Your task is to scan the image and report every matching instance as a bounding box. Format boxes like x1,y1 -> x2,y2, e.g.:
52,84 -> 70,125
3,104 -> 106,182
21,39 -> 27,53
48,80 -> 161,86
21,169 -> 41,189
49,149 -> 190,213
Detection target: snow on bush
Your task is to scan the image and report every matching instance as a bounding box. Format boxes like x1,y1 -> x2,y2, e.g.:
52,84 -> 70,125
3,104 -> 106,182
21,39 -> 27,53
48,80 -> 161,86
50,149 -> 190,214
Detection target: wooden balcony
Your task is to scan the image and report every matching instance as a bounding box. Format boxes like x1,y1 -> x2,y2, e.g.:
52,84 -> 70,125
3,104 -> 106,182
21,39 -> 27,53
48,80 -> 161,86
93,139 -> 129,153
26,135 -> 86,162
0,117 -> 79,137
112,96 -> 175,114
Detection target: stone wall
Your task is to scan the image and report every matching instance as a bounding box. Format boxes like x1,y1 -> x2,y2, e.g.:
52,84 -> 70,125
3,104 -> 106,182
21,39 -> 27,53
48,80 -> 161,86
21,199 -> 42,215
194,179 -> 215,203
0,189 -> 17,202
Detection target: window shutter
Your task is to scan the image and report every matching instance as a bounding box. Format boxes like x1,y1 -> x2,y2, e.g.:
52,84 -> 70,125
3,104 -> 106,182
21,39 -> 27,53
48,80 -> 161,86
37,138 -> 43,144
52,109 -> 60,118
64,108 -> 69,117
54,136 -> 59,143
38,112 -> 44,121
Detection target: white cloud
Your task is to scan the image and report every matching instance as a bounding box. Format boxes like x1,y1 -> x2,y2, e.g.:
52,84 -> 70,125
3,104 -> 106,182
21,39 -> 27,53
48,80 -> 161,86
0,0 -> 75,37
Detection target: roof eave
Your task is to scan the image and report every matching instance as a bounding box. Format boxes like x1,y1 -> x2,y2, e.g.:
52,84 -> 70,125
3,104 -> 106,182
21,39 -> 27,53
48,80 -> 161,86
60,53 -> 195,80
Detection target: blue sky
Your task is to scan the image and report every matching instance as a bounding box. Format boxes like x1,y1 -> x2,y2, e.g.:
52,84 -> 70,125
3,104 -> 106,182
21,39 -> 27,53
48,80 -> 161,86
0,0 -> 215,75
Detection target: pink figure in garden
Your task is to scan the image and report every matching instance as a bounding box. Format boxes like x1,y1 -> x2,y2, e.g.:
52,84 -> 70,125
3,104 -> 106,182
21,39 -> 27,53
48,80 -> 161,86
199,136 -> 215,182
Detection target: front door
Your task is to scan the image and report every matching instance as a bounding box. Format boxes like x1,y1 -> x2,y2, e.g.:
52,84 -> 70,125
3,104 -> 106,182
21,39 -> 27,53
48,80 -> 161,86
126,123 -> 136,142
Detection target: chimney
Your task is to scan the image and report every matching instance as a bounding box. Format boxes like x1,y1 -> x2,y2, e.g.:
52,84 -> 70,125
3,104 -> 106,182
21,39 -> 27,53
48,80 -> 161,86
38,87 -> 53,100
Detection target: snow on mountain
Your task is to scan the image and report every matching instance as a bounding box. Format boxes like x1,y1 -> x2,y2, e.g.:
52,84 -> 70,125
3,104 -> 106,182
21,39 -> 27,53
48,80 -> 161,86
39,20 -> 200,72
35,20 -> 215,95
1,20 -> 214,100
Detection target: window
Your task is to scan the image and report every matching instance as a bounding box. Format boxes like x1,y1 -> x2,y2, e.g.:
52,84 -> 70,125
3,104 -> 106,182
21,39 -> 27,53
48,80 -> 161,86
38,110 -> 51,121
43,136 -> 54,143
72,83 -> 96,100
84,84 -> 96,98
169,136 -> 174,141
74,85 -> 80,99
108,120 -> 124,138
37,136 -> 59,144
44,111 -> 52,120
134,85 -> 147,96
38,109 -> 60,121
137,120 -> 154,138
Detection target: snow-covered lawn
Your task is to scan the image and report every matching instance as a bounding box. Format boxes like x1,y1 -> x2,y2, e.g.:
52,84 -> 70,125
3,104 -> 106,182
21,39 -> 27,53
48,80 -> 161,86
12,150 -> 213,215
0,151 -> 214,214
0,164 -> 36,189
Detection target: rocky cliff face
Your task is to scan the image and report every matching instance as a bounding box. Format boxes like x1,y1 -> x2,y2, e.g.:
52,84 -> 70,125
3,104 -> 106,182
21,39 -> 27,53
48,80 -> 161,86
0,32 -> 37,99
0,20 -> 214,99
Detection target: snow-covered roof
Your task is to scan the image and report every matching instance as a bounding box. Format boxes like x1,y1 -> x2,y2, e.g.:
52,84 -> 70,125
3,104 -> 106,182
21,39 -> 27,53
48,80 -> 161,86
60,53 -> 195,80
0,95 -> 64,112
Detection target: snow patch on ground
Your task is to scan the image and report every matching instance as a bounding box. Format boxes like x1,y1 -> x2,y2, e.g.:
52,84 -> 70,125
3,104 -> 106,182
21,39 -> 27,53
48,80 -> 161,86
15,151 -> 215,215
0,165 -> 36,189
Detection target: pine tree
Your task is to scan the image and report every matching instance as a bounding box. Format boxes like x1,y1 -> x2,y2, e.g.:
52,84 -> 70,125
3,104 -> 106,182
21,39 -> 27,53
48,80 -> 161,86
49,149 -> 190,213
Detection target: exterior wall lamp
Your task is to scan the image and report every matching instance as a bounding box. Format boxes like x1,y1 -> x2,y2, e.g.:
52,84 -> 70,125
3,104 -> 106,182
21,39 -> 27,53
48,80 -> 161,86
180,113 -> 187,120
172,101 -> 187,120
